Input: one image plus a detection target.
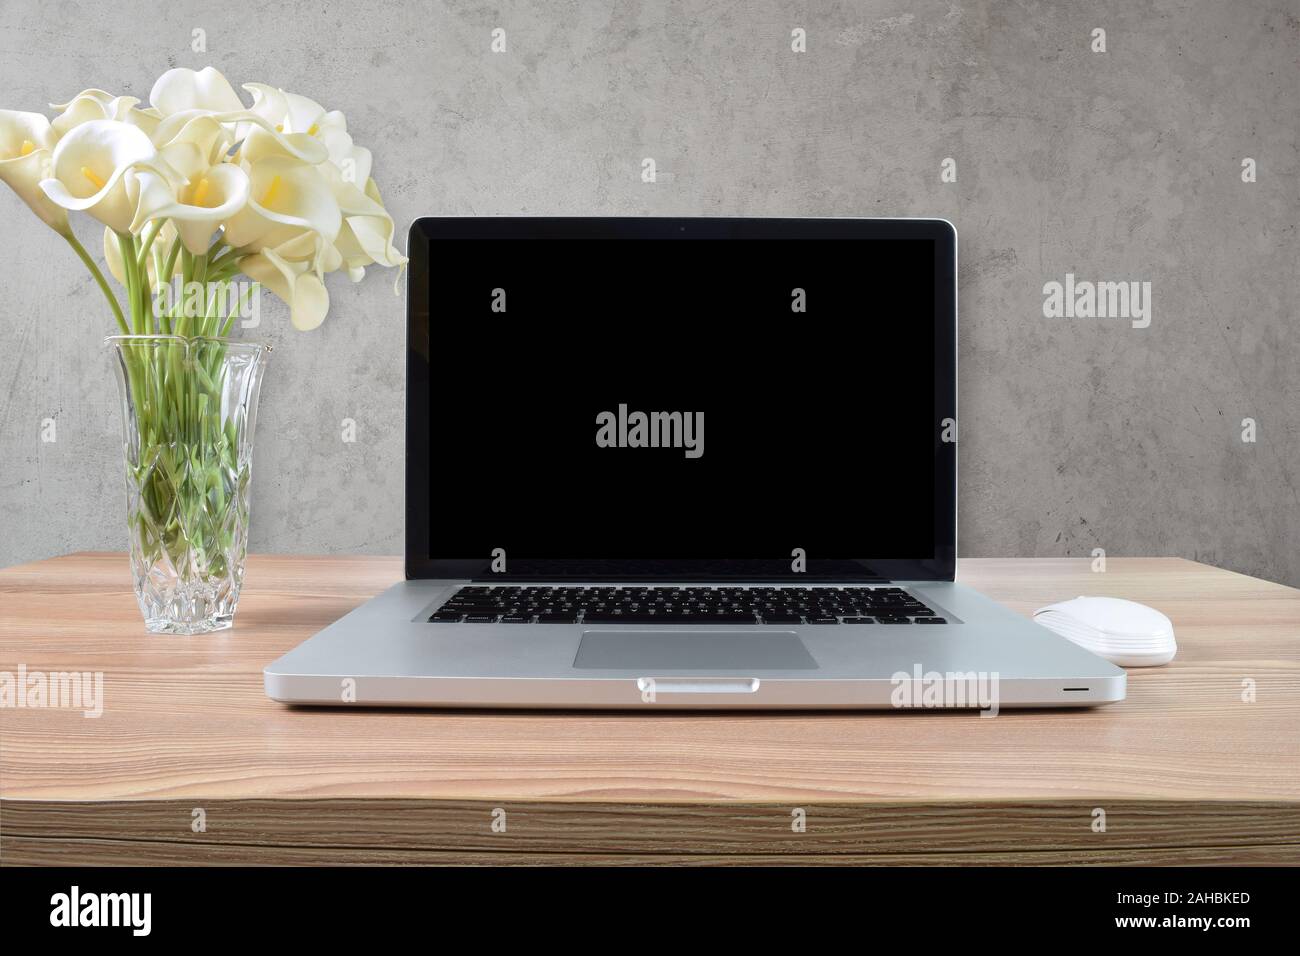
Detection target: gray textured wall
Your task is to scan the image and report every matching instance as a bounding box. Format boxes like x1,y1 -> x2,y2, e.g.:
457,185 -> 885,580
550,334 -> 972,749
1,1 -> 1297,584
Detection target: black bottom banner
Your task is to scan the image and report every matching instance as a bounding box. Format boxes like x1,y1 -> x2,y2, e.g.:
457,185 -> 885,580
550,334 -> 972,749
1,865 -> 1285,941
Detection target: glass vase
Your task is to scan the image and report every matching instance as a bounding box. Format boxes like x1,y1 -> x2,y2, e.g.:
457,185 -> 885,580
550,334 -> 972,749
107,335 -> 269,634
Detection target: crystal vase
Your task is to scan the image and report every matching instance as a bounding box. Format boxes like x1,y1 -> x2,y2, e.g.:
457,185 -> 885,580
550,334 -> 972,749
108,335 -> 269,634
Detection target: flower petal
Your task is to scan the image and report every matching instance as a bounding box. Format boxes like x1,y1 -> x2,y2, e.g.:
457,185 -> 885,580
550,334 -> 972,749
150,111 -> 234,167
280,91 -> 327,134
50,92 -> 140,138
240,245 -> 330,330
241,83 -> 287,125
325,173 -> 407,273
235,120 -> 329,165
149,66 -> 245,115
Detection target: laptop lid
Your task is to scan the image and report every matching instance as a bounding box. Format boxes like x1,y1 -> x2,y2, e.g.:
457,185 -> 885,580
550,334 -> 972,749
406,217 -> 956,583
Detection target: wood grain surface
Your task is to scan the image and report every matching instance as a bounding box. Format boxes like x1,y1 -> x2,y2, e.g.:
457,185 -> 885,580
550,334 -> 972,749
2,553 -> 1297,865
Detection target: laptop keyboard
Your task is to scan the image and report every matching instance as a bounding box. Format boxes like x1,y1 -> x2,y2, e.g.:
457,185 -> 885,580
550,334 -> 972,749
429,586 -> 946,625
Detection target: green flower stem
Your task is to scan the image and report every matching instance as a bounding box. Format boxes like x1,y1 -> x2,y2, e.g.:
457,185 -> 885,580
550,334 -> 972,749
177,248 -> 193,337
138,241 -> 152,326
161,236 -> 182,290
206,237 -> 230,266
219,284 -> 255,337
135,219 -> 165,271
152,243 -> 172,335
116,232 -> 138,332
65,232 -> 129,335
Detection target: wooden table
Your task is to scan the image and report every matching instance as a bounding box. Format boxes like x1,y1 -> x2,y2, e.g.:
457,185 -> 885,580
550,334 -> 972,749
1,553 -> 1297,866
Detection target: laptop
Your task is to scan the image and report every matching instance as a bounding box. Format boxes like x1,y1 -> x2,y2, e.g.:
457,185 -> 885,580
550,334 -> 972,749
264,217 -> 1126,710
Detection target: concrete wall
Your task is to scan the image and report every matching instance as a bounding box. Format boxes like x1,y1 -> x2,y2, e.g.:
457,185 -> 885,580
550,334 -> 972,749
1,1 -> 1296,584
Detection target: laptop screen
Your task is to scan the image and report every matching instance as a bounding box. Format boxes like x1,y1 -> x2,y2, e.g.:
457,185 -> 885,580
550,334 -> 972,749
409,219 -> 954,581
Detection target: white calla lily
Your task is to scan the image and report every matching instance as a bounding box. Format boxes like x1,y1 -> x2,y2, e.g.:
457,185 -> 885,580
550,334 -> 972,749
49,90 -> 140,138
325,170 -> 406,280
353,178 -> 405,267
222,154 -> 341,250
240,243 -> 330,331
241,83 -> 287,125
149,66 -> 245,116
39,119 -> 156,232
321,127 -> 372,189
233,120 -> 329,165
253,225 -> 341,275
279,91 -> 328,133
130,163 -> 250,253
0,110 -> 70,234
227,84 -> 328,164
46,89 -> 161,139
270,90 -> 372,184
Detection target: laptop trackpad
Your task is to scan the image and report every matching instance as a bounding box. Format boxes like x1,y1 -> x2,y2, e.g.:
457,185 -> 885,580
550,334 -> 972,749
574,630 -> 818,670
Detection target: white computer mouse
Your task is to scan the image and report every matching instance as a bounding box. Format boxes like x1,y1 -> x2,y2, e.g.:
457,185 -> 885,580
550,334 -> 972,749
1033,596 -> 1176,667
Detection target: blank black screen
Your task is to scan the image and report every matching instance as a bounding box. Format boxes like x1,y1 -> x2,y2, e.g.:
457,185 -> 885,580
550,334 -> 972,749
425,237 -> 935,567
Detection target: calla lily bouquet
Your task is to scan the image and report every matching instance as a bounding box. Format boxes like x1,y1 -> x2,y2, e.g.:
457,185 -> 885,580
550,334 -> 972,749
0,66 -> 407,634
1,65 -> 406,333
